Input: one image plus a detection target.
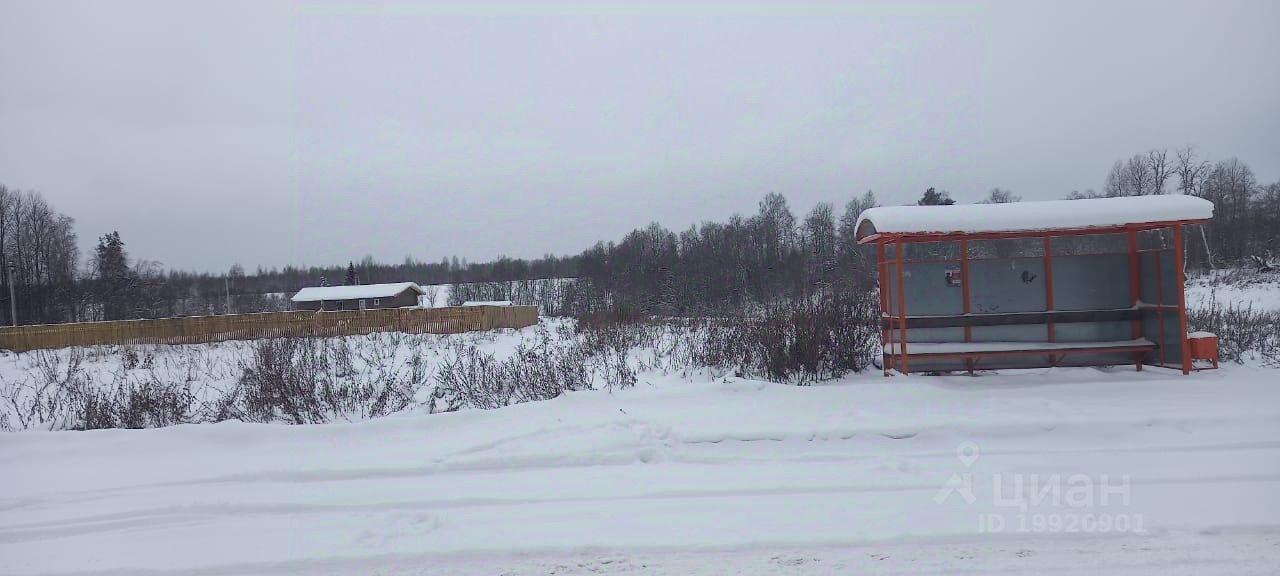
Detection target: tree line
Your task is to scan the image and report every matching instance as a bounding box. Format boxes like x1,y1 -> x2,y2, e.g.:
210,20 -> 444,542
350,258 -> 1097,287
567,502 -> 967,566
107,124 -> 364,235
1073,147 -> 1278,267
0,182 -> 579,325
0,186 -> 79,325
568,191 -> 877,319
569,146 -> 1277,320
1,145 -> 1274,326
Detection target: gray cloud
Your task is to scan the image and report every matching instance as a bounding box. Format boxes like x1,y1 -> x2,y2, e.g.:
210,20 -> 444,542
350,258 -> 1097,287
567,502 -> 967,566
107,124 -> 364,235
2,0 -> 1277,271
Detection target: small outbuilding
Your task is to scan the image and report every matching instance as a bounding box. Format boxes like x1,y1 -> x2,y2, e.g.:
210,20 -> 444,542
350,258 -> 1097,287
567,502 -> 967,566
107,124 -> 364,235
855,195 -> 1214,375
291,282 -> 427,311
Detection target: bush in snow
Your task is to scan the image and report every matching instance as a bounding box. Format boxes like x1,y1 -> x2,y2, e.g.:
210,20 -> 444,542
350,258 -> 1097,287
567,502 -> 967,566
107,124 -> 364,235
1,333 -> 444,430
566,289 -> 880,384
78,373 -> 197,430
1187,302 -> 1280,366
429,324 -> 634,413
0,348 -> 201,431
220,336 -> 430,424
670,293 -> 880,384
1,350 -> 88,431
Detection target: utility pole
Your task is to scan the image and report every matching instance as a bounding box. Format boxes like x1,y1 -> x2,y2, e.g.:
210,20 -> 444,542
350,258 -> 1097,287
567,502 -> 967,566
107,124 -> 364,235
6,261 -> 16,327
225,276 -> 232,315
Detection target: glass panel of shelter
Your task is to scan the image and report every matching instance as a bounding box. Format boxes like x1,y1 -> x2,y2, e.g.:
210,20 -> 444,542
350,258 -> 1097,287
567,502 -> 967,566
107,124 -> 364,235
884,232 -> 1169,261
1050,233 -> 1128,256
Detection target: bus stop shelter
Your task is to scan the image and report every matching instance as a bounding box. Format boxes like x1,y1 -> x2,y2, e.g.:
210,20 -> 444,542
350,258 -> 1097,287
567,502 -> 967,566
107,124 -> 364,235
855,195 -> 1214,376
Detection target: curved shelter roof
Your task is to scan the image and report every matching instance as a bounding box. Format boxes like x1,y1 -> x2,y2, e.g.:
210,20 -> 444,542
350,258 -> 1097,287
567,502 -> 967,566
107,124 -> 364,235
855,195 -> 1213,244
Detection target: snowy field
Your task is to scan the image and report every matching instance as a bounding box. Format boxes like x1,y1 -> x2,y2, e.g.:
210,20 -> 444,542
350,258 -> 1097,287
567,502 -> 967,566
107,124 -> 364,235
2,347 -> 1279,574
1186,271 -> 1280,311
1,271 -> 1278,575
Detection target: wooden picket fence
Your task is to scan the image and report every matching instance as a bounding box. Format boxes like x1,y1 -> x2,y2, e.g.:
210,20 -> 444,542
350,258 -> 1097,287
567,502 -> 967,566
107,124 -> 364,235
0,305 -> 539,353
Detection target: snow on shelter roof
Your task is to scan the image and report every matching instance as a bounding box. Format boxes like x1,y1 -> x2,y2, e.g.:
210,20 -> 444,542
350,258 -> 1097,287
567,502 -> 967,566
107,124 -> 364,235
291,282 -> 425,303
855,195 -> 1213,243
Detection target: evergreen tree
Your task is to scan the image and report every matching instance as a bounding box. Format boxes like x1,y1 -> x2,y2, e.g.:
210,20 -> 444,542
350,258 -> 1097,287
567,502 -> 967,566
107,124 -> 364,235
345,262 -> 358,285
94,231 -> 133,320
917,187 -> 955,206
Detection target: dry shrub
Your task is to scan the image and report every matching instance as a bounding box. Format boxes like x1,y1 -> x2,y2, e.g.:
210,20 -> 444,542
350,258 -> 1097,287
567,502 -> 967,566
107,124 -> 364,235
77,374 -> 196,430
1188,301 -> 1280,365
0,350 -> 88,431
429,324 -> 635,413
664,292 -> 880,383
220,336 -> 429,424
0,349 -> 200,430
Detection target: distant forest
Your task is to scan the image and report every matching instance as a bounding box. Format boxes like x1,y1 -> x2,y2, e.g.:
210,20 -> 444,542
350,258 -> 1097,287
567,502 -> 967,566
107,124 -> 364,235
1,145 -> 1276,326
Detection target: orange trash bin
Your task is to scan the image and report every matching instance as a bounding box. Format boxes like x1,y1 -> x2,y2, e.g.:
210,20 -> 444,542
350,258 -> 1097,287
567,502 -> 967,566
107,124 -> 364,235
1188,332 -> 1219,369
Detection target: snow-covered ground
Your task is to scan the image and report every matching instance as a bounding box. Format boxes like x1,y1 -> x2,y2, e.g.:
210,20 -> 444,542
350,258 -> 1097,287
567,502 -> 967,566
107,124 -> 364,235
417,283 -> 451,307
1186,270 -> 1280,311
2,272 -> 1277,575
2,355 -> 1279,574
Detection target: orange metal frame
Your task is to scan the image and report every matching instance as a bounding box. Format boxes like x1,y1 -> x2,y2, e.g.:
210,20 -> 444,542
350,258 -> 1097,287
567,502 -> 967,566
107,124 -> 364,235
959,237 -> 973,374
868,221 -> 1199,376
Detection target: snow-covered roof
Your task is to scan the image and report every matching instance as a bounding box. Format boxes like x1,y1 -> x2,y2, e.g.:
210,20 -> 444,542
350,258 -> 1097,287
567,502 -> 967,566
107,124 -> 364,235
291,282 -> 425,303
855,195 -> 1213,242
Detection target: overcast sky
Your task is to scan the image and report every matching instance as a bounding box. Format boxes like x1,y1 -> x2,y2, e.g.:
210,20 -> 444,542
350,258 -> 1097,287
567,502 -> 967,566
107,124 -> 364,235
1,1 -> 1277,272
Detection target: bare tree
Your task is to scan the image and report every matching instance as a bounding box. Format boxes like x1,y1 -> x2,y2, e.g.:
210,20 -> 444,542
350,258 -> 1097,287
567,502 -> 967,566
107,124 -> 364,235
979,188 -> 1021,204
0,186 -> 80,324
1175,146 -> 1210,196
801,202 -> 836,296
1105,157 -> 1141,196
1105,150 -> 1169,197
1065,189 -> 1104,200
1175,147 -> 1216,268
420,284 -> 440,308
835,191 -> 877,292
1251,181 -> 1280,263
1198,158 -> 1258,263
1146,148 -> 1173,196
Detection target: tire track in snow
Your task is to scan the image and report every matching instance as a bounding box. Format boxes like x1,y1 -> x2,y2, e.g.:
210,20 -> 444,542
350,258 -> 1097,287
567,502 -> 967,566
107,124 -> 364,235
6,471 -> 1280,544
5,529 -> 1279,576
